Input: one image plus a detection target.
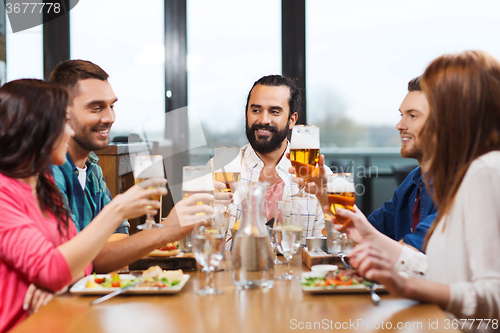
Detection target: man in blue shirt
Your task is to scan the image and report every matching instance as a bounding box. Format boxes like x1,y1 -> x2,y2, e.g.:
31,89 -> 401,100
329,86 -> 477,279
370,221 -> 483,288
50,60 -> 213,273
292,76 -> 435,252
366,76 -> 436,251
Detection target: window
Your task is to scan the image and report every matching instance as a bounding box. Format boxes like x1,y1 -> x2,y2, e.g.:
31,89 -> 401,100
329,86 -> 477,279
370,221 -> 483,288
6,14 -> 43,81
187,0 -> 281,151
306,0 -> 500,148
70,0 -> 165,140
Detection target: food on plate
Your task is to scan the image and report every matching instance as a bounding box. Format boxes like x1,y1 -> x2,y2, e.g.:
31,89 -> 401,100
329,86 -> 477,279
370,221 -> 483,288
302,269 -> 370,288
86,273 -> 136,289
86,266 -> 184,289
142,265 -> 163,279
147,241 -> 180,257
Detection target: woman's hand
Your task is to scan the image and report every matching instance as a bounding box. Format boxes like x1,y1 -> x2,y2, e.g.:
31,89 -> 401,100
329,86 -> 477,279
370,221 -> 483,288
165,192 -> 215,228
348,241 -> 409,298
110,178 -> 168,221
23,284 -> 53,314
335,205 -> 405,268
331,205 -> 379,244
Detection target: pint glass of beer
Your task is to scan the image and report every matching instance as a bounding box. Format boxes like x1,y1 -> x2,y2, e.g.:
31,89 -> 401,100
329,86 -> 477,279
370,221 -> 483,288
327,173 -> 355,225
133,155 -> 165,230
290,125 -> 320,197
212,147 -> 241,194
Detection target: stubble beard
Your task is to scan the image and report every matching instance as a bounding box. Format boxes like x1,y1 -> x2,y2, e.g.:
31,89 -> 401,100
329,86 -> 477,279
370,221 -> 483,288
401,143 -> 423,162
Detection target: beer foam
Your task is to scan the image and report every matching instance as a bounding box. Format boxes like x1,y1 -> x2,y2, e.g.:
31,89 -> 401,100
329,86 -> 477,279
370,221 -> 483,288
213,148 -> 241,173
133,156 -> 164,178
327,177 -> 355,193
182,171 -> 214,191
290,128 -> 320,149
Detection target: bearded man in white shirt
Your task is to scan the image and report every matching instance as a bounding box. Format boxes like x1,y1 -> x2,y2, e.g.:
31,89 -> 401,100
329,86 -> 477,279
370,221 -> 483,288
228,75 -> 325,244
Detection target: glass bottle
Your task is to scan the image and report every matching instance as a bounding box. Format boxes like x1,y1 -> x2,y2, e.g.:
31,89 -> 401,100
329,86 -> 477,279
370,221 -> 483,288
232,182 -> 275,289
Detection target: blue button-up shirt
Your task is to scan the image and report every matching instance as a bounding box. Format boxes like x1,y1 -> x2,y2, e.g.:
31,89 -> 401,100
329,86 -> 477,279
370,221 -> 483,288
367,167 -> 436,252
51,152 -> 129,234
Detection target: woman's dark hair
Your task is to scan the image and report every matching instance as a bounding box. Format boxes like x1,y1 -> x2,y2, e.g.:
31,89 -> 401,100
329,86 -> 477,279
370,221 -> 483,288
0,79 -> 71,235
420,50 -> 500,247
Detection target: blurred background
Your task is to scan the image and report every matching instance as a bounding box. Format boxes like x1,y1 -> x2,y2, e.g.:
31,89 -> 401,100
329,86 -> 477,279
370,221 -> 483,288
5,0 -> 500,214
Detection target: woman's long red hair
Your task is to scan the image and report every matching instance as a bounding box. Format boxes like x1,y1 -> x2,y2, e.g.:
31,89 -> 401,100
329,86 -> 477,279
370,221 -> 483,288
421,51 -> 500,248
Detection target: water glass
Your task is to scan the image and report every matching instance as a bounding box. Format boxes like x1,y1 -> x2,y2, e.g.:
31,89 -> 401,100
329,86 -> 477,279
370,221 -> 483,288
193,218 -> 225,295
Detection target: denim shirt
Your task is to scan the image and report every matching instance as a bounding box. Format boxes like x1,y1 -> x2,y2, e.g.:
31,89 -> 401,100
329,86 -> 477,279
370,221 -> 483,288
367,166 -> 436,252
51,152 -> 129,234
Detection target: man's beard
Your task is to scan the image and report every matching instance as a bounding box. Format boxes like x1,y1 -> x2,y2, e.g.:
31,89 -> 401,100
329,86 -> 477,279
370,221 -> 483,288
246,122 -> 290,154
73,133 -> 109,152
400,139 -> 423,161
69,119 -> 111,152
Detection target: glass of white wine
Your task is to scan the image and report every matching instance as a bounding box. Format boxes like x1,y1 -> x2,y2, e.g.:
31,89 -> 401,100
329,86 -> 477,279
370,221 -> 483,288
133,155 -> 165,230
212,147 -> 241,196
193,209 -> 225,295
212,147 -> 241,242
274,206 -> 303,280
290,125 -> 320,198
265,200 -> 284,265
180,165 -> 214,252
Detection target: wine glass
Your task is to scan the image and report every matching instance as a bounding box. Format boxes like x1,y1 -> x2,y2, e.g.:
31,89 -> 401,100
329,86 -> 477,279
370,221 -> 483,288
193,217 -> 225,295
327,172 -> 355,226
290,125 -> 320,198
274,207 -> 303,280
181,165 -> 214,252
132,155 -> 165,230
212,147 -> 241,198
212,147 -> 241,241
334,233 -> 355,269
265,200 -> 284,265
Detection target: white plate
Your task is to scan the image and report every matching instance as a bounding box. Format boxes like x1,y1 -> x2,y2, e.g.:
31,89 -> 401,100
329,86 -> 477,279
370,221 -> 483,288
70,273 -> 190,295
301,272 -> 385,294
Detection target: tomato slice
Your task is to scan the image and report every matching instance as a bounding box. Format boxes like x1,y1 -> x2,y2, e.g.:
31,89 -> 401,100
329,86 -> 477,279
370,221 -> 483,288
94,277 -> 105,284
111,281 -> 121,288
158,245 -> 176,251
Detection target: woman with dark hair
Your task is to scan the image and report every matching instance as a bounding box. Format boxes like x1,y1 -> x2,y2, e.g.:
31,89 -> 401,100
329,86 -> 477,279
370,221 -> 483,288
336,50 -> 500,331
0,79 -> 166,332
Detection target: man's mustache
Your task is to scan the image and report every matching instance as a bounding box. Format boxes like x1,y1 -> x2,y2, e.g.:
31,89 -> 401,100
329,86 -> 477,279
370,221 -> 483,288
251,123 -> 278,133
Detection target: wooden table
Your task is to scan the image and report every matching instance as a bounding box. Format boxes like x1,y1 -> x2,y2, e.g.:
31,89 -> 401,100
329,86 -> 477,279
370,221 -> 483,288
12,254 -> 458,333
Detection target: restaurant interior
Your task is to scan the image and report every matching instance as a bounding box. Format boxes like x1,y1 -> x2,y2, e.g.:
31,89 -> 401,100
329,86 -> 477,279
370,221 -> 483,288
3,1 -> 500,332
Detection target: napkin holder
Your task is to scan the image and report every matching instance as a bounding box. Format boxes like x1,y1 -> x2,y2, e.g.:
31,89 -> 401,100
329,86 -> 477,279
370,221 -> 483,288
302,247 -> 344,269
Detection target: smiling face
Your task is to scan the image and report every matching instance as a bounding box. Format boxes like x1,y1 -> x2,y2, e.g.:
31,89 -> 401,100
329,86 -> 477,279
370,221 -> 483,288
67,79 -> 117,153
396,91 -> 430,162
245,84 -> 297,155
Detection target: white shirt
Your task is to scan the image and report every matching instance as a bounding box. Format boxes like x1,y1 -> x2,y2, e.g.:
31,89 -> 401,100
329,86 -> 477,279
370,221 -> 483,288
395,151 -> 500,332
228,142 -> 325,245
76,165 -> 87,190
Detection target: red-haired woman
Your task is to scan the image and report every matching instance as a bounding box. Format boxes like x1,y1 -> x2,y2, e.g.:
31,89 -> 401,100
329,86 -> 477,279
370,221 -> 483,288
337,51 -> 500,332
